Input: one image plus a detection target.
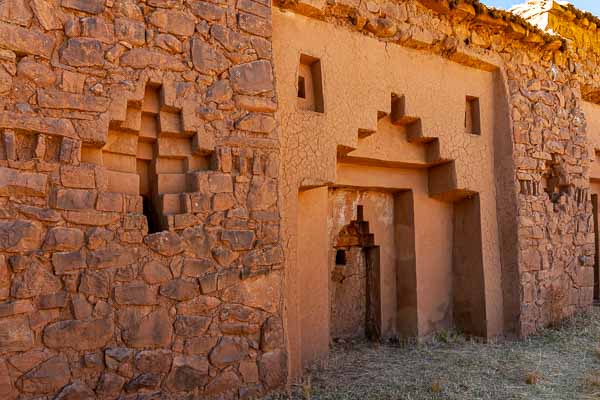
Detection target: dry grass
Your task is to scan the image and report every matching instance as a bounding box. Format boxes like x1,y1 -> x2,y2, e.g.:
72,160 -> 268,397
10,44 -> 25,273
267,308 -> 600,400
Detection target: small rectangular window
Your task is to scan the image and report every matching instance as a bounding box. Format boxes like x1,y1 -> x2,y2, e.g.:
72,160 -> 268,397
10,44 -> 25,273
297,54 -> 324,113
465,96 -> 481,135
335,249 -> 347,266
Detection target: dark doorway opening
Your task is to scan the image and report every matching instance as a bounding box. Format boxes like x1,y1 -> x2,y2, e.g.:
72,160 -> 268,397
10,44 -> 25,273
142,195 -> 161,234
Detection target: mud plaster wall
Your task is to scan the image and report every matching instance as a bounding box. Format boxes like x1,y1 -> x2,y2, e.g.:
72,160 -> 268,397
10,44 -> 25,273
0,0 -> 286,399
273,6 -> 508,376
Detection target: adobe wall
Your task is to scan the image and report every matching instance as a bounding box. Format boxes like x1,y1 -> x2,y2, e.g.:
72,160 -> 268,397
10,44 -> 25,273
0,0 -> 284,399
272,5 -> 506,376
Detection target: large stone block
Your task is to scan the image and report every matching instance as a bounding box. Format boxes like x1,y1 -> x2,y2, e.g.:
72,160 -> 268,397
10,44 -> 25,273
52,250 -> 86,274
184,335 -> 218,355
38,292 -> 67,309
61,38 -> 104,67
105,170 -> 140,195
74,114 -> 109,145
155,33 -> 183,53
38,89 -> 110,112
160,279 -> 199,301
221,230 -> 255,251
79,270 -> 110,298
135,349 -> 173,374
114,282 -> 157,305
209,337 -> 248,368
54,382 -> 95,400
261,316 -> 284,351
248,176 -> 278,210
149,9 -> 195,37
221,272 -> 281,313
115,18 -> 145,46
123,309 -> 173,348
156,173 -> 187,194
0,358 -> 14,400
165,355 -> 209,392
61,165 -> 96,189
8,349 -> 53,373
205,370 -> 242,396
62,0 -> 104,14
120,48 -> 187,71
230,60 -> 274,95
0,112 -> 77,138
176,295 -> 221,316
43,318 -> 113,350
235,113 -> 276,133
239,362 -> 260,386
141,260 -> 172,284
242,246 -> 283,267
17,205 -> 61,222
258,350 -> 286,389
0,21 -> 54,58
174,315 -> 211,337
0,316 -> 34,352
53,188 -> 97,210
182,257 -> 215,278
191,38 -> 230,75
96,191 -> 124,212
87,244 -> 138,269
157,137 -> 191,157
208,172 -> 233,193
96,372 -> 125,398
144,231 -> 184,256
17,59 -> 56,87
190,1 -> 225,21
238,12 -> 272,38
64,210 -> 120,226
0,167 -> 47,197
234,95 -> 277,112
11,262 -> 61,298
192,128 -> 216,155
20,355 -> 70,394
81,16 -> 115,44
0,220 -> 43,252
0,0 -> 33,26
43,227 -> 84,251
31,0 -> 62,30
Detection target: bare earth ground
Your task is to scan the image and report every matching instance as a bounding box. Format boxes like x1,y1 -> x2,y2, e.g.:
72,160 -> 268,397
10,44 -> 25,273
267,308 -> 600,400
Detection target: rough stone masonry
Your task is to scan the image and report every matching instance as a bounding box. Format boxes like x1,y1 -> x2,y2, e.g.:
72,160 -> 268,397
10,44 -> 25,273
0,0 -> 599,398
0,0 -> 284,398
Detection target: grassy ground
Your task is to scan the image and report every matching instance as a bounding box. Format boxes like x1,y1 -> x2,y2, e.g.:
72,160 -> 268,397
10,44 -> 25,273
268,308 -> 600,400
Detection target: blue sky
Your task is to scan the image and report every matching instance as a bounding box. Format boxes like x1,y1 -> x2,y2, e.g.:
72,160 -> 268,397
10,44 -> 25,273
480,0 -> 600,16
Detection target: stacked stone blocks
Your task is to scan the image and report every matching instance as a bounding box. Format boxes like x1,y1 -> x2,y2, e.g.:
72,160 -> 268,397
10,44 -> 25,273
0,0 -> 284,398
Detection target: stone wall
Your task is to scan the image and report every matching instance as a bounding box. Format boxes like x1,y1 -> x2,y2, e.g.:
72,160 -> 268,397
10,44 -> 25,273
2,0 -> 600,397
0,0 -> 284,399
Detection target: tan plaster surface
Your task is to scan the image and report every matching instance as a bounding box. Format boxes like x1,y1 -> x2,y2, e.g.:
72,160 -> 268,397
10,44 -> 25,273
274,9 -> 508,376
